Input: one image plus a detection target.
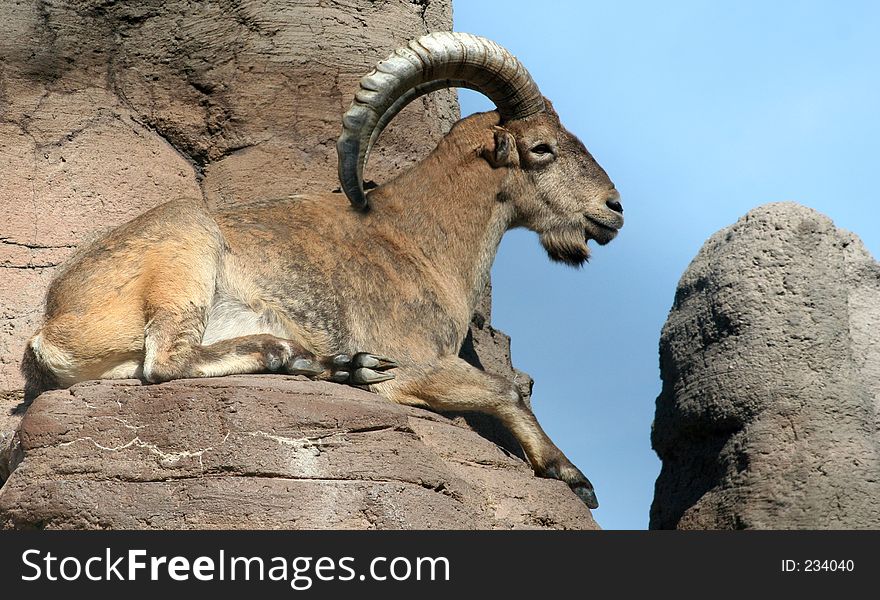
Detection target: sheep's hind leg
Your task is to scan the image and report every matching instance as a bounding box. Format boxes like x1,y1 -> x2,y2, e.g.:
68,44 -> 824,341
385,356 -> 598,508
138,234 -> 397,384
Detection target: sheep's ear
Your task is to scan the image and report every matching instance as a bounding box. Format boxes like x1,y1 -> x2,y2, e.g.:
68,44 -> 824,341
482,127 -> 519,168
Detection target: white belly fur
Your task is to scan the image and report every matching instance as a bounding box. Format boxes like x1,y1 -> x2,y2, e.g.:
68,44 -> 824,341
201,297 -> 289,345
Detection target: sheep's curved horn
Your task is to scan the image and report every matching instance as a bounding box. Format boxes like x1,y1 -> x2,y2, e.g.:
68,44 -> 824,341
337,32 -> 545,211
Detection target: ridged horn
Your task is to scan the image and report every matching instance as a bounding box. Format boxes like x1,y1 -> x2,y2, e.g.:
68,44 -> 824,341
337,32 -> 545,211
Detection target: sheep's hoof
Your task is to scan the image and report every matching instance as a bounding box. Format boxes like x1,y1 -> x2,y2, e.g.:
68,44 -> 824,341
351,367 -> 395,385
330,370 -> 351,383
541,460 -> 599,509
287,357 -> 325,376
570,480 -> 599,510
352,353 -> 398,370
328,352 -> 397,386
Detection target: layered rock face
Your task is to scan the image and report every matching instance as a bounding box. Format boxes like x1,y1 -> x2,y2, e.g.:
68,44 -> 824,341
652,203 -> 880,529
1,377 -> 595,530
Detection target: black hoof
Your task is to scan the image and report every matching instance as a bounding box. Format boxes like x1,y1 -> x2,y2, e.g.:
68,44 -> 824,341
540,460 -> 599,509
327,352 -> 397,386
330,371 -> 350,383
571,481 -> 599,509
351,353 -> 398,371
351,367 -> 395,385
287,357 -> 325,376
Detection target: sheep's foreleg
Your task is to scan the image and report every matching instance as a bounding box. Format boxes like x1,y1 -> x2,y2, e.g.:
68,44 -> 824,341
145,322 -> 396,385
386,356 -> 598,508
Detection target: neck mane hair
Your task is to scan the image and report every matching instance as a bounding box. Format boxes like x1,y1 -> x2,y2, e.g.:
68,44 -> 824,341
365,111 -> 514,315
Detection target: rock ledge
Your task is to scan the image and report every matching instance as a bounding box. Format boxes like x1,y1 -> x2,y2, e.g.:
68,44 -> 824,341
1,376 -> 596,530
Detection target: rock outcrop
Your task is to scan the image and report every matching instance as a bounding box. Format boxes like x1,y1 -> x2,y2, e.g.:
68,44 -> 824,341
0,377 -> 596,529
651,202 -> 880,529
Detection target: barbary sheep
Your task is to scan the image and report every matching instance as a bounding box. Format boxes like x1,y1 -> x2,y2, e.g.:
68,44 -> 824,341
22,32 -> 623,508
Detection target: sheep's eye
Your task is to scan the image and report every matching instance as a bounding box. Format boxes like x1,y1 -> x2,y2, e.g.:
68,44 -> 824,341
531,143 -> 553,155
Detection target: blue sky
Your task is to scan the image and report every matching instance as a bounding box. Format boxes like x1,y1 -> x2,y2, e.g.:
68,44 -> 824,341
454,0 -> 880,529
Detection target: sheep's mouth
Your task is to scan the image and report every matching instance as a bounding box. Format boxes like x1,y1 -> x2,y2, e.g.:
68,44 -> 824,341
584,217 -> 619,245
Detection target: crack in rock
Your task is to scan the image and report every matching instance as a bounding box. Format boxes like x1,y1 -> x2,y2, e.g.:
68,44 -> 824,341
57,430 -> 230,470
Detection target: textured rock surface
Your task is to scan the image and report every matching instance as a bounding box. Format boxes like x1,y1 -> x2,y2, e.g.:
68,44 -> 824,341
651,202 -> 880,529
0,390 -> 24,482
0,377 -> 596,529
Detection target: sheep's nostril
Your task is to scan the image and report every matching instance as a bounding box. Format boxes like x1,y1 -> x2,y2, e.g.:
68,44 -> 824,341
606,198 -> 623,215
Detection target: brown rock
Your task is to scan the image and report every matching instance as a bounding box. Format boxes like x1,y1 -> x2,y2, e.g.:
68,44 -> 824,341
0,390 -> 24,482
651,203 -> 880,529
0,377 -> 596,530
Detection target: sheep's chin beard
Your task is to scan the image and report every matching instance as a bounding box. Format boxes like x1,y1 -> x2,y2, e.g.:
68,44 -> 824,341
540,229 -> 590,267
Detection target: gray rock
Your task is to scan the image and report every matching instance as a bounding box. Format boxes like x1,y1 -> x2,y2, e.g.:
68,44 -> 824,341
651,202 -> 880,529
0,377 -> 597,530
